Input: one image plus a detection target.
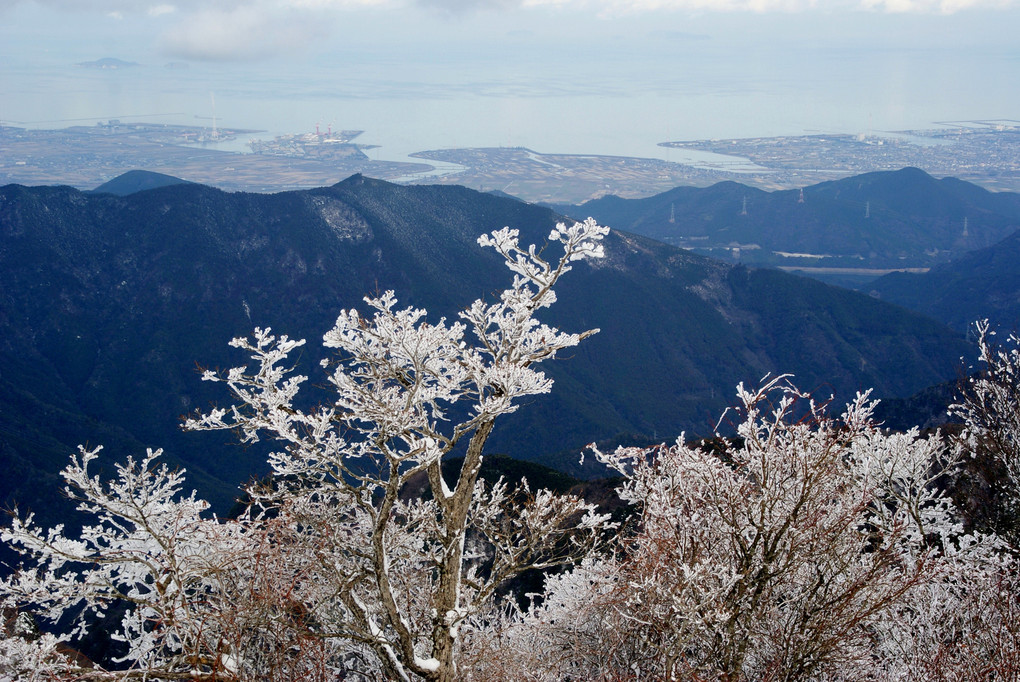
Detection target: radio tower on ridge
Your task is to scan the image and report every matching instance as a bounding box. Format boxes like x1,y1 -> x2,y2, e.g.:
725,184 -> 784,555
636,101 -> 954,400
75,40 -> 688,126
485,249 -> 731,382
210,92 -> 218,140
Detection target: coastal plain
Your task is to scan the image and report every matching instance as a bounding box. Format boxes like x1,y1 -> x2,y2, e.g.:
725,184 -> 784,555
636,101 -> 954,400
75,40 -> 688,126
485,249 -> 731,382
1,120 -> 1018,203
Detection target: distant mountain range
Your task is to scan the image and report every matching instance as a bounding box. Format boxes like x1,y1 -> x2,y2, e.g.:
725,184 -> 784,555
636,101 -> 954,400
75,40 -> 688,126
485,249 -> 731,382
550,168 -> 1020,285
0,172 -> 973,521
547,166 -> 1020,334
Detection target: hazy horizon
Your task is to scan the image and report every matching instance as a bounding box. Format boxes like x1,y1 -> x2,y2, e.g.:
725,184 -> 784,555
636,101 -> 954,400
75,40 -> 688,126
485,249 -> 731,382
2,1 -> 1019,165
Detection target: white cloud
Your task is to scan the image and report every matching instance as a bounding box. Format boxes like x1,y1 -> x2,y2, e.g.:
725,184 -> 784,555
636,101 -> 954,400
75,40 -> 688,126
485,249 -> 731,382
581,0 -> 820,12
286,0 -> 392,6
412,0 -> 1015,12
158,5 -> 329,60
860,0 -> 1011,10
148,4 -> 177,16
1,0 -> 1015,15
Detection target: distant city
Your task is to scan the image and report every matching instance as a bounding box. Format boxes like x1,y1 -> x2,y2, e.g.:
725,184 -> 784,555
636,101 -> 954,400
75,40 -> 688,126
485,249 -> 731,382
662,121 -> 1020,193
1,119 -> 1017,204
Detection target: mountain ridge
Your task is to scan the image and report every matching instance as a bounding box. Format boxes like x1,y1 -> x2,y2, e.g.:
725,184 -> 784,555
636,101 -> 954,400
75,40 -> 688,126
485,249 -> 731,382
0,173 -> 972,516
548,167 -> 1020,283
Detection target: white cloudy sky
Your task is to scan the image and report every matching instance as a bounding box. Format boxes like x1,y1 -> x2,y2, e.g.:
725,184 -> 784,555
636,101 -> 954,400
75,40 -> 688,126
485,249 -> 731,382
3,0 -> 1017,63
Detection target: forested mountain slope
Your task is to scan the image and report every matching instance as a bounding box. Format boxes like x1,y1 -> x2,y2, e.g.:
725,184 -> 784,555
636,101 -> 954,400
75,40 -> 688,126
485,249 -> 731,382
0,174 -> 971,516
870,227 -> 1020,333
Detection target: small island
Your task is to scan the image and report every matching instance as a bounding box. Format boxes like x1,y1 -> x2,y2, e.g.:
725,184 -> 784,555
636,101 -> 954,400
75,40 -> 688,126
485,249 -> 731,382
77,57 -> 139,69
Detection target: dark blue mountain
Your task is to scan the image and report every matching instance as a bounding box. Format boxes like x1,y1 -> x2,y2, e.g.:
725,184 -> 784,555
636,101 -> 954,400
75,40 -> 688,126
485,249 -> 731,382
549,168 -> 1020,283
90,170 -> 194,196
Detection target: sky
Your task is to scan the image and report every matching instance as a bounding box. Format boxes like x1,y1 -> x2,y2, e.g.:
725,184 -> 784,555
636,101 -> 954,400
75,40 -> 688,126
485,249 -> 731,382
2,0 -> 1016,61
1,0 -> 1019,159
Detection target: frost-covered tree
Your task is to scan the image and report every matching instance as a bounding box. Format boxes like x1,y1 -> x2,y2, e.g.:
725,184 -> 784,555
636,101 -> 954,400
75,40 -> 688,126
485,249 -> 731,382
2,447 -> 269,680
952,319 -> 1020,545
1,218 -> 612,681
489,376 -> 1011,681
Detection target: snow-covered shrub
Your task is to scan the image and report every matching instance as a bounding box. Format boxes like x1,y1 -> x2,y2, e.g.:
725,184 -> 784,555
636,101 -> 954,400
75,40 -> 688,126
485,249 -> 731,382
504,376 -> 1012,681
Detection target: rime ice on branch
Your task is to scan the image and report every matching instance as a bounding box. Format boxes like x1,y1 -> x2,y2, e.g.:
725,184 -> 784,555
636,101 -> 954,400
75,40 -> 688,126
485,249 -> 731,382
482,376 -> 1015,681
1,218 -> 611,682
